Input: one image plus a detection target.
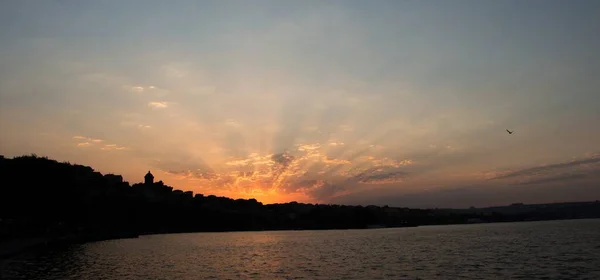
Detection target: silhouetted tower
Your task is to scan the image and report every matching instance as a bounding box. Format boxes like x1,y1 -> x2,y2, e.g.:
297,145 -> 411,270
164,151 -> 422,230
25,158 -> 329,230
144,171 -> 154,185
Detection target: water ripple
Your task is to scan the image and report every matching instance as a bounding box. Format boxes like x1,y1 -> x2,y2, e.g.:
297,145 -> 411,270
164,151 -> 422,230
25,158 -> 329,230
2,219 -> 600,279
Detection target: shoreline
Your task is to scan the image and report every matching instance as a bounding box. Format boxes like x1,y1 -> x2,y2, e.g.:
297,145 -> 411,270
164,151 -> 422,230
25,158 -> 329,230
0,232 -> 140,260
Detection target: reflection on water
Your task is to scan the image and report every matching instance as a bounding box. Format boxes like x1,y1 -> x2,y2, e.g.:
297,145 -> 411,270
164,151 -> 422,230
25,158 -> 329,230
2,219 -> 600,279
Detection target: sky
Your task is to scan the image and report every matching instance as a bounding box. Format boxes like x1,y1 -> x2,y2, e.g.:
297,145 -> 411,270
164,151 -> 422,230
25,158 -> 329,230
1,0 -> 599,208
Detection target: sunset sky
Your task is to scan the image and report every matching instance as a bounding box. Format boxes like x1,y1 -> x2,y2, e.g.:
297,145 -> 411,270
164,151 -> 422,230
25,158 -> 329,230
1,1 -> 599,207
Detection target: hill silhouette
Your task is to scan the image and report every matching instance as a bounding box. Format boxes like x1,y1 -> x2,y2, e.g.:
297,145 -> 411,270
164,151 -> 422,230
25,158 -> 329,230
1,154 -> 599,257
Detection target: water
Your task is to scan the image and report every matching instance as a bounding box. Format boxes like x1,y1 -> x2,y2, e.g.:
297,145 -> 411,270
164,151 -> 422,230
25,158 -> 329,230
2,219 -> 599,279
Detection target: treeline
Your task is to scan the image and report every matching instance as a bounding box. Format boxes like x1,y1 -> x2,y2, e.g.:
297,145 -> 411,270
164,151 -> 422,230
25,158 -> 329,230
1,155 -> 599,242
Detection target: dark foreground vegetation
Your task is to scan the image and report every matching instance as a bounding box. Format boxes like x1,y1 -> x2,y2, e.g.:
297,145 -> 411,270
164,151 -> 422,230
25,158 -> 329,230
1,155 -> 599,258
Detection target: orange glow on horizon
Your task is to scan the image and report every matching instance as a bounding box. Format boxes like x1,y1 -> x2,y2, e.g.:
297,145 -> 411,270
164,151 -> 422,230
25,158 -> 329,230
150,170 -> 315,204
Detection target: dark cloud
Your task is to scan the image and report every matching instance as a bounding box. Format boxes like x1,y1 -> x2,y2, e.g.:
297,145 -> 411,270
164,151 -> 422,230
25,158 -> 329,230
270,151 -> 295,182
305,181 -> 345,201
271,152 -> 294,167
490,156 -> 600,180
355,170 -> 408,184
346,165 -> 409,184
282,178 -> 347,201
518,173 -> 589,185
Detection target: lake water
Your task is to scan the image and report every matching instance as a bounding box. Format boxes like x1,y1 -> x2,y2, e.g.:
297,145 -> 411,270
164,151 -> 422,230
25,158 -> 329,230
2,219 -> 599,279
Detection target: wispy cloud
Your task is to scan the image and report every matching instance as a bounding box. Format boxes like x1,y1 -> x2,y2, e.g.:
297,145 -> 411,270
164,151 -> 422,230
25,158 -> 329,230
73,135 -> 127,151
480,153 -> 600,190
130,86 -> 145,93
100,144 -> 129,151
518,173 -> 591,185
148,101 -> 168,108
125,85 -> 156,93
355,170 -> 408,184
73,136 -> 103,144
489,155 -> 600,181
297,143 -> 321,152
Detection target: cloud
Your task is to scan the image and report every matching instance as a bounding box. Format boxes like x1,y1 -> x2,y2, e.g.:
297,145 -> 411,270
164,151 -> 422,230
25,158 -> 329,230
130,86 -> 145,92
477,153 -> 600,192
125,85 -> 157,93
120,120 -> 152,129
225,153 -> 274,167
73,136 -> 104,148
305,180 -> 345,200
297,143 -> 321,152
73,136 -> 103,142
271,152 -> 295,167
225,158 -> 254,167
489,155 -> 600,180
148,101 -> 168,108
518,173 -> 591,185
100,144 -> 128,151
353,168 -> 409,184
270,152 -> 296,183
320,157 -> 351,166
146,136 -> 414,200
150,154 -> 218,182
72,135 -> 128,151
290,179 -> 345,200
358,156 -> 412,168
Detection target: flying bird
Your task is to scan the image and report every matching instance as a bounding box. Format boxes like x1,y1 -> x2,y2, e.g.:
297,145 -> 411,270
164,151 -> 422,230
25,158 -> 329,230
506,129 -> 514,134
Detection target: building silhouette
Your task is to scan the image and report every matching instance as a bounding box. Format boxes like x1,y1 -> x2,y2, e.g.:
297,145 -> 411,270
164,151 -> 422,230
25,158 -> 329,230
144,171 -> 154,185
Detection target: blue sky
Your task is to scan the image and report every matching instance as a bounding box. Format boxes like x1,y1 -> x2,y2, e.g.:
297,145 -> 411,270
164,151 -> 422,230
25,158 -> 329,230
1,0 -> 599,207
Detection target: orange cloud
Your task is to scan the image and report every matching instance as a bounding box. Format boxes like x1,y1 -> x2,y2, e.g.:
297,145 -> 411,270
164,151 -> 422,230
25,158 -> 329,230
73,135 -> 127,151
154,140 -> 415,202
100,144 -> 128,151
73,136 -> 103,142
